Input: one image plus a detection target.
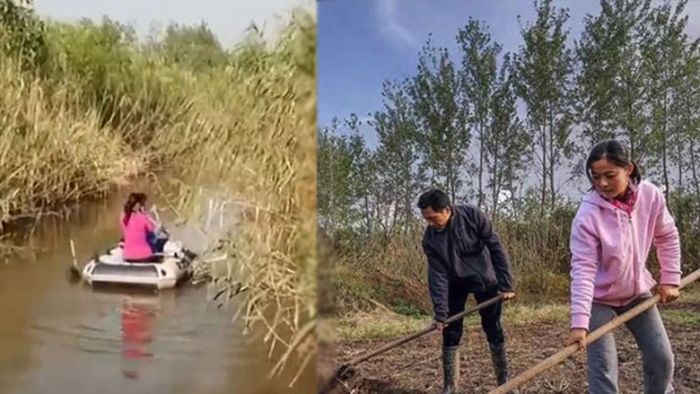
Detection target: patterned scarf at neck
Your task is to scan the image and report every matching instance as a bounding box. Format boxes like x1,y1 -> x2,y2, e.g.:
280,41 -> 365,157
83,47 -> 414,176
601,183 -> 637,215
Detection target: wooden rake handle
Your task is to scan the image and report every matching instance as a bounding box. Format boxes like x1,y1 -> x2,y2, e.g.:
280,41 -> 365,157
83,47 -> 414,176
347,294 -> 504,367
489,268 -> 700,394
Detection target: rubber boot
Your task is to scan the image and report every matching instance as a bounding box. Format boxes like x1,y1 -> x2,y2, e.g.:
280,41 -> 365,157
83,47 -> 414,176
490,342 -> 519,394
441,345 -> 459,394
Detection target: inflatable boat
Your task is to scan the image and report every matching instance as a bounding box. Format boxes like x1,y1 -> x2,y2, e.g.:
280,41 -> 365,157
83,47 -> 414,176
81,240 -> 196,290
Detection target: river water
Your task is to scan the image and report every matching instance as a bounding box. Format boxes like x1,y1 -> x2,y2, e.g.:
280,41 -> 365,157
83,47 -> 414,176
0,186 -> 315,393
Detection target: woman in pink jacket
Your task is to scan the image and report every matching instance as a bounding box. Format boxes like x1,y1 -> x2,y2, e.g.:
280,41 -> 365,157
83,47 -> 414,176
567,140 -> 681,394
120,192 -> 164,262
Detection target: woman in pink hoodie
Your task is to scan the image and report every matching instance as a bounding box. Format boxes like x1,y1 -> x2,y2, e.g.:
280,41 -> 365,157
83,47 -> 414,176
567,140 -> 681,394
120,192 -> 163,262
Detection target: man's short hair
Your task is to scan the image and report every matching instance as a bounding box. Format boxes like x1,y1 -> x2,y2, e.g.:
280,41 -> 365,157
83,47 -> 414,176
417,189 -> 451,211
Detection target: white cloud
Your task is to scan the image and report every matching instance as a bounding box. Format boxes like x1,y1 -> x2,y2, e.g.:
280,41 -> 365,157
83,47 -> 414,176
376,0 -> 420,50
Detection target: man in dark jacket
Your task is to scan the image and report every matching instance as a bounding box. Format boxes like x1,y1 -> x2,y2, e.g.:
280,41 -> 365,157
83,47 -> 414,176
418,188 -> 517,394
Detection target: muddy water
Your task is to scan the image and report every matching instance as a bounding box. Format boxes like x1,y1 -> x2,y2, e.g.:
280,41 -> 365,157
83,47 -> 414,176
0,188 -> 315,394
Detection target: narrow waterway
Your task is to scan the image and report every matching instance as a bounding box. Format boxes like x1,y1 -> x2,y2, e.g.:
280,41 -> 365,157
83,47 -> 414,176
0,186 -> 315,393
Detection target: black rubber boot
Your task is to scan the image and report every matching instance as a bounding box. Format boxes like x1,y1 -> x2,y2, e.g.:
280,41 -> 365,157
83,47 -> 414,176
441,345 -> 459,394
490,342 -> 519,394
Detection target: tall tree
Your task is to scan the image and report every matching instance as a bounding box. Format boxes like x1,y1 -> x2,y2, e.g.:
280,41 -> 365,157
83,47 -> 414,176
642,0 -> 688,199
574,0 -> 653,162
680,44 -> 700,197
668,23 -> 699,221
515,0 -> 575,212
409,36 -> 470,202
372,79 -> 425,231
317,119 -> 358,236
457,18 -> 501,208
613,0 -> 654,162
487,53 -> 532,219
345,114 -> 375,236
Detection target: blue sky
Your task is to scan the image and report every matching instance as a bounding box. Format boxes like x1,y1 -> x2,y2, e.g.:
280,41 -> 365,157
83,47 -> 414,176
34,0 -> 313,47
318,0 -> 700,147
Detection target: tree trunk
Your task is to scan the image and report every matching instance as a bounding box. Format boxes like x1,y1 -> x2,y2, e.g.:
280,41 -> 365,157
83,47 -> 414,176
491,130 -> 499,221
478,120 -> 485,209
690,134 -> 700,196
329,141 -> 336,233
540,124 -> 547,215
661,94 -> 670,202
549,105 -> 556,211
364,194 -> 372,236
446,135 -> 456,202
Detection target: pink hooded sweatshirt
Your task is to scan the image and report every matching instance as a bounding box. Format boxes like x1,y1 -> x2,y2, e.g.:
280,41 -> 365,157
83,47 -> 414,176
569,180 -> 681,330
120,212 -> 156,260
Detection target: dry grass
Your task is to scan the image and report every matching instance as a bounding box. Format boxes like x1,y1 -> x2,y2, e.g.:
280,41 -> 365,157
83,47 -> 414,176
331,206 -> 699,318
0,59 -> 143,229
331,301 -> 569,342
163,11 -> 318,386
332,286 -> 700,342
0,4 -> 317,385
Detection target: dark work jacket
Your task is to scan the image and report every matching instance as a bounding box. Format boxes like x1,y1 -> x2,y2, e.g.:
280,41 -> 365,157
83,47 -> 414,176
422,204 -> 514,322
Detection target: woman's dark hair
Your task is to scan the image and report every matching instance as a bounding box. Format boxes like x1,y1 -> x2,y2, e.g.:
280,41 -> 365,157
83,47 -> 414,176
123,192 -> 147,225
417,189 -> 451,211
586,140 -> 641,185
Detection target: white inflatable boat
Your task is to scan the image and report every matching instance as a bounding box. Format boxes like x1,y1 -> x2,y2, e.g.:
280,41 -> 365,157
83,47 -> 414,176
81,240 -> 196,290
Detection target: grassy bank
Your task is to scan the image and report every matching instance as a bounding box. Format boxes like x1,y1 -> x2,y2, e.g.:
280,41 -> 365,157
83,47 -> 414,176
327,201 -> 700,322
328,286 -> 700,342
175,12 -> 317,383
0,61 -> 140,226
0,0 -> 316,383
0,2 -> 196,227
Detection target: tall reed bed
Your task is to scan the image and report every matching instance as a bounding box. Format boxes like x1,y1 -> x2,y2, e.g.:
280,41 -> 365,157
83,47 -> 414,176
0,59 -> 142,228
1,0 -> 316,383
166,12 -> 317,384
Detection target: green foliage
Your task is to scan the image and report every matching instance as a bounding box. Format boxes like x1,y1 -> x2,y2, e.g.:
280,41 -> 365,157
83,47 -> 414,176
322,0 -> 700,316
318,121 -> 363,233
372,78 -> 425,229
0,0 -> 48,71
458,18 -> 501,207
574,0 -> 652,157
151,22 -> 226,71
409,36 -> 470,202
514,0 -> 575,211
487,53 -> 531,218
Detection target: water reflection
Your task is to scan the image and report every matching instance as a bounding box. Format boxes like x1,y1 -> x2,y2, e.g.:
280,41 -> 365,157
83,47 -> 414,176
120,296 -> 157,380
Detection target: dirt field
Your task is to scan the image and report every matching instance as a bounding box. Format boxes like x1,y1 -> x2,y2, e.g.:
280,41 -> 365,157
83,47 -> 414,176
319,303 -> 700,394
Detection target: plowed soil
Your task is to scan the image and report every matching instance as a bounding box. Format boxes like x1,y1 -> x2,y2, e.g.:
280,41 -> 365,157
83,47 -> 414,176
319,304 -> 700,394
